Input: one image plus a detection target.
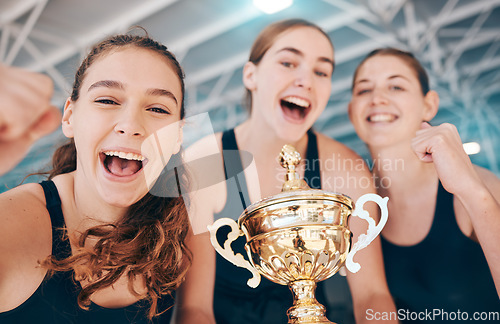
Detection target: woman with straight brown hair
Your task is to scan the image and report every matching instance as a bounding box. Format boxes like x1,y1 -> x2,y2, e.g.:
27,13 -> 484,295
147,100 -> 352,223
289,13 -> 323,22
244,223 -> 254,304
348,47 -> 500,321
181,19 -> 397,324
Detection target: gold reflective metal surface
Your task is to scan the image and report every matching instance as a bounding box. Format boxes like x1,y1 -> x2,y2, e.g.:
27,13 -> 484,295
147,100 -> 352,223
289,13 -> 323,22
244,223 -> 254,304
238,191 -> 354,323
208,144 -> 389,324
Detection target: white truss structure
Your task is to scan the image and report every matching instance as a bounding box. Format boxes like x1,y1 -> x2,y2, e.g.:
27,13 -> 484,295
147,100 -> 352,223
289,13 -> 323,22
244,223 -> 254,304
1,0 -> 499,184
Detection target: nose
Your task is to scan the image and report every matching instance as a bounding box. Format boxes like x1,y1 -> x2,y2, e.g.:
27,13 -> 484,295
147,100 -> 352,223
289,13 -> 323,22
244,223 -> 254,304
114,106 -> 145,137
371,87 -> 389,106
294,67 -> 313,90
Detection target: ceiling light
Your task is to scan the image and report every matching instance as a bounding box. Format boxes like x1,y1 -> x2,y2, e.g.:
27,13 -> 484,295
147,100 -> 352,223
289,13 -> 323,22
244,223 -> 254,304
253,0 -> 293,14
463,142 -> 481,155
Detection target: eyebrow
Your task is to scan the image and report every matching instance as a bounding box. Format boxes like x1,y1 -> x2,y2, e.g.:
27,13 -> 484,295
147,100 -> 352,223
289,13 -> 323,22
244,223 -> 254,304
88,80 -> 123,92
354,74 -> 410,85
147,88 -> 178,105
88,79 -> 178,105
277,47 -> 335,67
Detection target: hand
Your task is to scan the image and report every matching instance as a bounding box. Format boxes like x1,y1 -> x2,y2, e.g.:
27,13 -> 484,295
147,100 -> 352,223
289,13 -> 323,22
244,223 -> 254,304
0,64 -> 61,175
411,122 -> 480,196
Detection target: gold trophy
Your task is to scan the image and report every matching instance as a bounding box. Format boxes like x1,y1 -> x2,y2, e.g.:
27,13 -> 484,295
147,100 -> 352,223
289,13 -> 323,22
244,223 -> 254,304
208,145 -> 388,323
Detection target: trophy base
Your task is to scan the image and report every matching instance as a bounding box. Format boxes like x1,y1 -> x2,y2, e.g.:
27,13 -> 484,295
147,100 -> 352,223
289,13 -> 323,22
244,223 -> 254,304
287,280 -> 336,324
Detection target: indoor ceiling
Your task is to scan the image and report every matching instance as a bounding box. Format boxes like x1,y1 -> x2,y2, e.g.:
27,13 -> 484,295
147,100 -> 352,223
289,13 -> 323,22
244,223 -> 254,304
1,0 -> 499,191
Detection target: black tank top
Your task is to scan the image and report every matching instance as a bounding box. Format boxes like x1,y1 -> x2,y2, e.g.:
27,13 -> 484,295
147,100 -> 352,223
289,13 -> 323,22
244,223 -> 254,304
0,180 -> 174,324
213,129 -> 354,324
381,181 -> 499,322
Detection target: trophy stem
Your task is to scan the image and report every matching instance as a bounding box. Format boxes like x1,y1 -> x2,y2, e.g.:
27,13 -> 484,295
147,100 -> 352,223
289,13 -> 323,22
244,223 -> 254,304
287,280 -> 335,324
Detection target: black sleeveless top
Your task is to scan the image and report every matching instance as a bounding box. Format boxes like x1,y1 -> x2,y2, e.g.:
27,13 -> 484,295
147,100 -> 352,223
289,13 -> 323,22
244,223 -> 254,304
381,181 -> 499,323
0,180 -> 174,324
213,129 -> 354,324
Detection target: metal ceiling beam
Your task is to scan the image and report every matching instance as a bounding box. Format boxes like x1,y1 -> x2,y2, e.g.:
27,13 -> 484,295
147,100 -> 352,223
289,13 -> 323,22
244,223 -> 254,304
403,0 -> 418,50
462,54 -> 500,76
467,39 -> 500,81
439,27 -> 500,37
346,20 -> 403,46
21,36 -> 70,92
335,34 -> 401,63
435,0 -> 500,26
25,0 -> 179,72
427,37 -> 444,74
0,25 -> 10,61
185,51 -> 247,87
384,0 -> 407,23
443,9 -> 492,75
445,29 -> 500,55
415,0 -> 459,51
10,21 -> 68,46
167,6 -> 262,59
4,0 -> 48,65
187,86 -> 244,116
0,0 -> 41,26
186,7 -> 376,88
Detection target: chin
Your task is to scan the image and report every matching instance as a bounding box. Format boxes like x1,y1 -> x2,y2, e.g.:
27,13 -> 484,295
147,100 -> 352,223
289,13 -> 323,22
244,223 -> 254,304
278,125 -> 311,143
106,195 -> 143,209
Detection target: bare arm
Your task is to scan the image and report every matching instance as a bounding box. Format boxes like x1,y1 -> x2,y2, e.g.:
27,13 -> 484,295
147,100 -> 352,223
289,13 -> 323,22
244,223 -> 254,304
412,122 -> 500,295
174,134 -> 225,324
347,209 -> 398,324
318,134 -> 398,323
453,166 -> 500,295
174,231 -> 216,324
0,184 -> 52,311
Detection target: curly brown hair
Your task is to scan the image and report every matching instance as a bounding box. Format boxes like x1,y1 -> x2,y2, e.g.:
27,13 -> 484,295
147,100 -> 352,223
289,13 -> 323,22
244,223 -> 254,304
39,32 -> 191,320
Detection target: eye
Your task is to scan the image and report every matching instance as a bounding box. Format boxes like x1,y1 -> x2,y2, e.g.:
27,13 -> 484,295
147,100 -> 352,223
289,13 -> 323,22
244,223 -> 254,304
355,88 -> 371,95
315,70 -> 329,78
147,107 -> 171,115
390,85 -> 404,91
281,61 -> 295,68
95,98 -> 118,105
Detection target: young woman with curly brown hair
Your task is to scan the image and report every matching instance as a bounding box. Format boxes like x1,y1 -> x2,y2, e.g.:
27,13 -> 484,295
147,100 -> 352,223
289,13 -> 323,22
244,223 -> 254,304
0,33 -> 193,323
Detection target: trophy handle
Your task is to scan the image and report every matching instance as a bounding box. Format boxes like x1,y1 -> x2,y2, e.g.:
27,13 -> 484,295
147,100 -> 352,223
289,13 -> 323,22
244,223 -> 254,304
207,218 -> 261,288
345,193 -> 389,273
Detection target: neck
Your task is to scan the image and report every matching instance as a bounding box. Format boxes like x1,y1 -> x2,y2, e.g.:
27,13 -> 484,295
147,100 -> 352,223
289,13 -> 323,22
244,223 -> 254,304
70,172 -> 127,228
236,118 -> 309,162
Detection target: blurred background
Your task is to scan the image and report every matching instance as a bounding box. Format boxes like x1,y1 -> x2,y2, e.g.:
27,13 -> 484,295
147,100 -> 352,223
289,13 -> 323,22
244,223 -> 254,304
1,0 -> 499,191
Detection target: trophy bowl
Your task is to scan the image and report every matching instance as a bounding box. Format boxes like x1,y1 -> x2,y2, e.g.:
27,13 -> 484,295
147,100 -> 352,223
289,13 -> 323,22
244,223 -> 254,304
208,145 -> 388,324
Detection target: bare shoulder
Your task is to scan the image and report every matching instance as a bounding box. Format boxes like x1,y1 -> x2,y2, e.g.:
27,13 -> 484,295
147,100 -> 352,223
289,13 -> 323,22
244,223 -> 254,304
315,132 -> 363,159
315,132 -> 374,196
184,132 -> 227,232
185,132 -> 223,161
0,183 -> 52,311
0,182 -> 49,222
0,182 -> 51,256
184,132 -> 225,193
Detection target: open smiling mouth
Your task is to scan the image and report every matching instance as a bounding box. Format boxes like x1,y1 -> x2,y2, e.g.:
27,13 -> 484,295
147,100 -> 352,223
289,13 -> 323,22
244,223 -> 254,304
281,96 -> 311,121
367,113 -> 398,123
100,151 -> 147,177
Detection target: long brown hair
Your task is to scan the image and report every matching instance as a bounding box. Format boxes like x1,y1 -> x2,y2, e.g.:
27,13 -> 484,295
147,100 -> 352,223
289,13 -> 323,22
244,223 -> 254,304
40,33 -> 191,319
244,18 -> 334,111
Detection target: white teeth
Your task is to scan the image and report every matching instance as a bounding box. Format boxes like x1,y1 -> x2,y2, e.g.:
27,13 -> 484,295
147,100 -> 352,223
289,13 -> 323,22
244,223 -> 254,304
369,114 -> 396,122
282,96 -> 310,108
103,151 -> 145,161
